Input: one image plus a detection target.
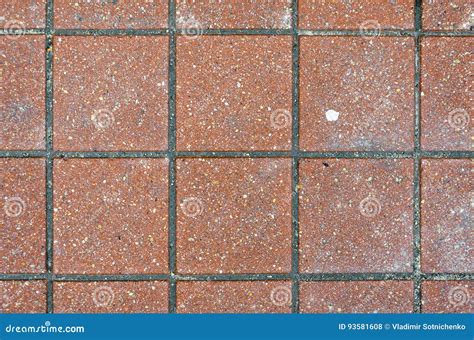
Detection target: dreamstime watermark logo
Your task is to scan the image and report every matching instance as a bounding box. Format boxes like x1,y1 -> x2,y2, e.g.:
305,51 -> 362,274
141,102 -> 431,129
4,197 -> 26,217
91,109 -> 115,129
181,19 -> 203,40
359,196 -> 382,218
448,286 -> 470,307
92,286 -> 115,307
2,20 -> 26,40
270,109 -> 291,129
359,20 -> 382,38
180,197 -> 204,218
270,286 -> 292,307
447,108 -> 470,131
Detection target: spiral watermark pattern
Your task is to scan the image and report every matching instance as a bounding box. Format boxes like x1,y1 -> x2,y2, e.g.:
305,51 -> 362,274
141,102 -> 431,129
270,285 -> 292,307
359,196 -> 382,218
181,19 -> 203,40
92,286 -> 115,307
270,109 -> 291,129
3,20 -> 26,40
4,197 -> 26,217
447,108 -> 470,131
448,286 -> 470,307
180,197 -> 204,218
91,109 -> 115,130
359,20 -> 382,38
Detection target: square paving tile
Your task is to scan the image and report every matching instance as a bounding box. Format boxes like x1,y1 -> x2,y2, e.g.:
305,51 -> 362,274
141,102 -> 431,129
300,37 -> 414,151
421,159 -> 473,273
0,1 -> 45,29
53,36 -> 168,151
0,280 -> 46,313
176,0 -> 292,30
1,158 -> 45,273
176,158 -> 292,274
54,0 -> 168,29
176,281 -> 292,313
422,281 -> 473,313
299,159 -> 414,273
1,36 -> 45,150
176,36 -> 292,151
423,0 -> 473,31
54,281 -> 168,313
421,38 -> 472,150
53,158 -> 169,274
299,0 -> 413,30
300,281 -> 414,313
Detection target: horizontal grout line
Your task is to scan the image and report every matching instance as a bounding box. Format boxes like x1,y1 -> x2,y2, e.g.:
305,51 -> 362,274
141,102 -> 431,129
1,29 -> 473,37
1,273 -> 471,281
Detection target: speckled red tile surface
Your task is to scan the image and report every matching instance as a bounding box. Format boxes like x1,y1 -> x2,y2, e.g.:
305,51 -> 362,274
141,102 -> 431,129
421,281 -> 473,313
1,36 -> 45,150
54,281 -> 168,313
54,0 -> 168,29
300,37 -> 414,151
1,1 -> 472,315
177,281 -> 292,313
176,158 -> 292,274
53,158 -> 169,274
421,159 -> 473,273
300,281 -> 414,313
53,36 -> 168,151
0,280 -> 46,313
299,159 -> 414,273
1,158 -> 45,273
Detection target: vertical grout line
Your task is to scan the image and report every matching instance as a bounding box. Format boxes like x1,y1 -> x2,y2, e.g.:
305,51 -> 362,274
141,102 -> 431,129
168,0 -> 177,314
291,0 -> 300,314
45,0 -> 54,313
413,0 -> 423,314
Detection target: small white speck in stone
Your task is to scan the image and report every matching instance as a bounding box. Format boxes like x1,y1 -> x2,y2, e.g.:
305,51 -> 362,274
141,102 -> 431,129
325,109 -> 340,122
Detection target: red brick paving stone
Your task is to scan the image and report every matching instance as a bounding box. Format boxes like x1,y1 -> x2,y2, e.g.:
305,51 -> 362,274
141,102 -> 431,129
176,158 -> 292,274
176,0 -> 292,30
53,36 -> 168,151
0,0 -> 45,29
300,281 -> 414,313
1,159 -> 45,273
176,36 -> 292,151
177,281 -> 292,313
299,159 -> 413,273
421,159 -> 473,273
53,158 -> 168,274
54,281 -> 168,313
423,0 -> 473,31
54,0 -> 168,29
299,37 -> 414,151
298,0 -> 413,30
1,36 -> 45,150
421,38 -> 472,151
422,281 -> 473,313
0,281 -> 47,313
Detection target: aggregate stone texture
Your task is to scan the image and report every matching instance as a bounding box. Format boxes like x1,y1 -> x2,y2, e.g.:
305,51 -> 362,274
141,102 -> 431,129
421,280 -> 473,313
176,281 -> 292,313
299,159 -> 414,273
0,0 -> 46,29
53,36 -> 169,151
299,281 -> 414,313
54,281 -> 169,313
299,37 -> 414,151
176,158 -> 292,274
53,158 -> 169,274
421,37 -> 472,151
54,0 -> 168,29
1,36 -> 45,150
299,0 -> 414,30
176,0 -> 292,29
0,280 -> 46,313
1,158 -> 45,274
421,159 -> 473,273
176,36 -> 292,151
423,0 -> 473,31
